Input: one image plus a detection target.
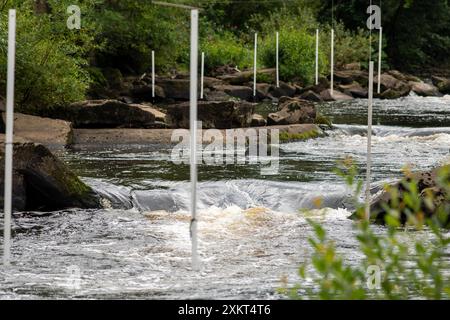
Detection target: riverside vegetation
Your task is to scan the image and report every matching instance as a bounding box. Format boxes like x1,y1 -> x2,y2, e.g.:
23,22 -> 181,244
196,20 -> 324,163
282,158 -> 450,300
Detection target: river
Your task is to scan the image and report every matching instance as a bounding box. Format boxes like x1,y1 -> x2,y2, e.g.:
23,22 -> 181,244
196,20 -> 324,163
0,94 -> 449,299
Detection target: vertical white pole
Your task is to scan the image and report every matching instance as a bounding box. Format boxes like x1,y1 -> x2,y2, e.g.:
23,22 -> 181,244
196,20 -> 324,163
190,9 -> 199,270
365,61 -> 374,221
315,29 -> 319,85
330,29 -> 334,94
276,31 -> 279,88
253,33 -> 257,97
377,27 -> 382,94
151,50 -> 155,98
200,52 -> 205,99
4,9 -> 16,267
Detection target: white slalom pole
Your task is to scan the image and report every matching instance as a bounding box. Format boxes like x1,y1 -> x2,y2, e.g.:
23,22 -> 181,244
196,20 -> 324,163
190,9 -> 200,270
276,31 -> 279,88
377,27 -> 382,94
365,61 -> 374,221
200,52 -> 205,99
4,9 -> 16,267
330,29 -> 334,94
253,33 -> 258,97
151,50 -> 155,98
315,29 -> 319,85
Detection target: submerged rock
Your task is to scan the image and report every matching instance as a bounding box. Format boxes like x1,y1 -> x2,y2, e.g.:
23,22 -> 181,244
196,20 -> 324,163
165,101 -> 255,129
0,136 -> 101,211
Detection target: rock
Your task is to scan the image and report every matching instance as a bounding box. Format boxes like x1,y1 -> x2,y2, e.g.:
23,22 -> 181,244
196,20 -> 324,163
299,90 -> 323,102
270,82 -> 297,98
218,68 -> 275,85
380,88 -> 410,99
386,70 -> 421,83
43,100 -> 157,129
156,79 -> 190,100
334,70 -> 368,85
211,65 -> 240,77
251,114 -> 267,127
0,136 -> 101,211
130,104 -> 166,122
375,73 -> 411,93
342,62 -> 361,71
320,89 -> 353,101
368,165 -> 450,226
1,112 -> 73,148
213,85 -> 254,101
130,84 -> 165,100
256,83 -> 273,98
165,101 -> 255,129
267,98 -> 316,125
204,90 -> 233,102
338,82 -> 368,98
275,124 -> 324,142
203,77 -> 224,88
299,77 -> 330,95
409,81 -> 441,97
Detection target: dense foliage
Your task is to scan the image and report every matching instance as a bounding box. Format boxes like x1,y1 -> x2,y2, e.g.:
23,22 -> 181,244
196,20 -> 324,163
0,0 -> 449,111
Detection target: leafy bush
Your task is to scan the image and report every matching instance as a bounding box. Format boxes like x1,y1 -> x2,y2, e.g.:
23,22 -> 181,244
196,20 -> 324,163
0,2 -> 91,113
321,23 -> 372,69
201,31 -> 253,73
260,26 -> 325,85
282,159 -> 450,300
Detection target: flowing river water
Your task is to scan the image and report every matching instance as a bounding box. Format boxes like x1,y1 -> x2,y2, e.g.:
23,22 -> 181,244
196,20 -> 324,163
0,94 -> 449,299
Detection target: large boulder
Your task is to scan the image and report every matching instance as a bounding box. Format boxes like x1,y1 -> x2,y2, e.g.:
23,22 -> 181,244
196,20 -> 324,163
409,81 -> 441,97
270,82 -> 297,98
156,78 -> 190,100
375,74 -> 411,99
299,77 -> 330,95
129,84 -> 165,100
299,90 -> 323,102
0,136 -> 101,211
1,112 -> 73,148
165,101 -> 255,129
218,68 -> 276,85
267,98 -> 316,125
334,70 -> 369,85
320,89 -> 353,102
338,82 -> 368,98
386,70 -> 421,83
46,100 -> 157,129
368,165 -> 450,226
213,85 -> 254,101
